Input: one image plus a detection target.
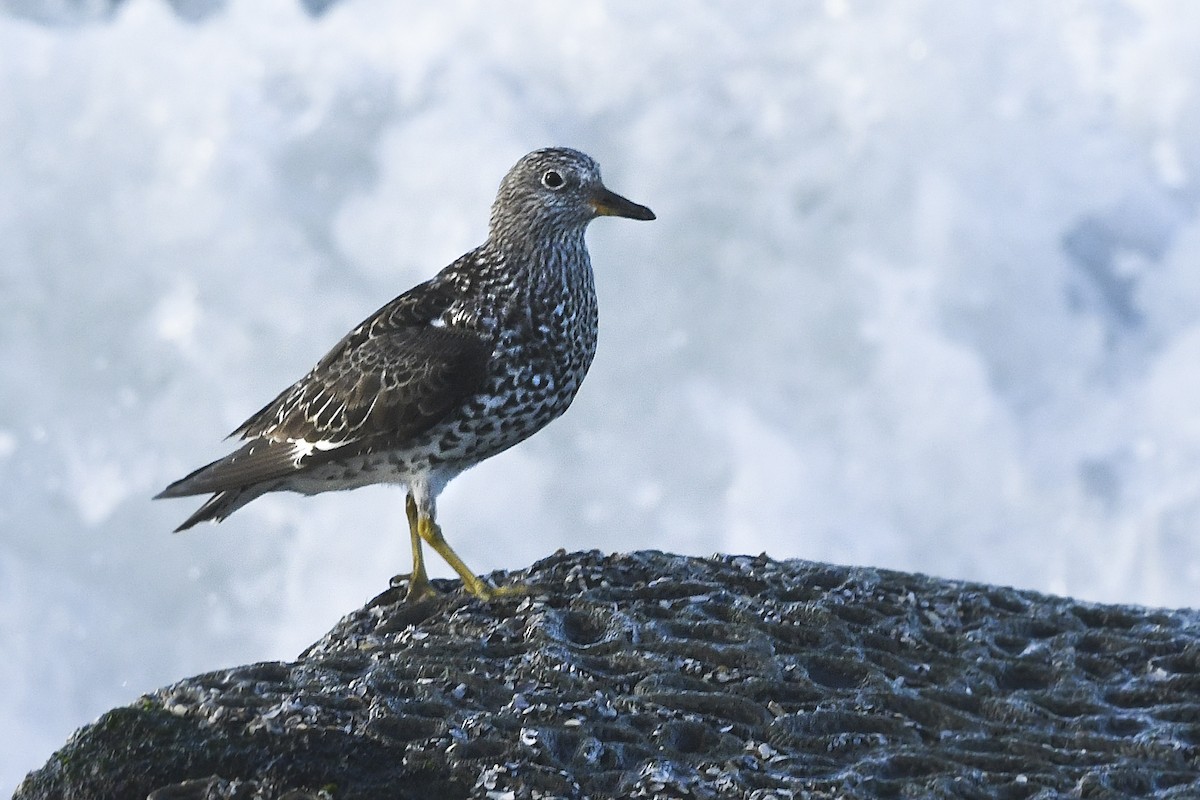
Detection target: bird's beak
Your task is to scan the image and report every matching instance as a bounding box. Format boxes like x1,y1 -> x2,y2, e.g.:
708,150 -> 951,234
590,186 -> 656,221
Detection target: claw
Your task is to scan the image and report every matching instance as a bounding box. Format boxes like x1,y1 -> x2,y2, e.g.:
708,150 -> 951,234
466,581 -> 526,602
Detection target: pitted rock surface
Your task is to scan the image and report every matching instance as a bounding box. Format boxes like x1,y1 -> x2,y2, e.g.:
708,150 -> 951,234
14,550 -> 1200,799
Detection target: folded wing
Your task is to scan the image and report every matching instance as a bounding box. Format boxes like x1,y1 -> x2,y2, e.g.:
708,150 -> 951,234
157,323 -> 491,500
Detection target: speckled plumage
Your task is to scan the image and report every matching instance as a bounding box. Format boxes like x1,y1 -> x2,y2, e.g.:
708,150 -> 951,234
157,148 -> 654,599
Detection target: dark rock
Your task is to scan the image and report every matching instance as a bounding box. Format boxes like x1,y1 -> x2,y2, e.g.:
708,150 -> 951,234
14,550 -> 1200,799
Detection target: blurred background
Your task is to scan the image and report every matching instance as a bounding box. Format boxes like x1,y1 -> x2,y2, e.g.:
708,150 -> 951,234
4,0 -> 1200,790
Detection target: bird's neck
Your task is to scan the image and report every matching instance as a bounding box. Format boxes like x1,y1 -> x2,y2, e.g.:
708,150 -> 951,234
480,225 -> 594,320
489,223 -> 588,270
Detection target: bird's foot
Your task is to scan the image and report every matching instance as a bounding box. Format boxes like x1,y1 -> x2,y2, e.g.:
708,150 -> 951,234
464,580 -> 527,602
402,573 -> 443,603
396,572 -> 524,603
413,514 -> 524,602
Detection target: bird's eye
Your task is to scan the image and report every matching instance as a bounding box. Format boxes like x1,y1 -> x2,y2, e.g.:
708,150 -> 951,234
541,170 -> 566,190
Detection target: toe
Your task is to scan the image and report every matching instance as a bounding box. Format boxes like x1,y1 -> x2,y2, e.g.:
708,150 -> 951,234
404,575 -> 442,603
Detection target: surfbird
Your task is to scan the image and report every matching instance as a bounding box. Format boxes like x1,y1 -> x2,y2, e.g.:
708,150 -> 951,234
156,147 -> 655,600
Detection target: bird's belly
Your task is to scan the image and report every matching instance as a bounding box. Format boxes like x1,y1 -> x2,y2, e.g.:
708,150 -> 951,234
428,389 -> 576,467
284,454 -> 413,495
424,338 -> 591,464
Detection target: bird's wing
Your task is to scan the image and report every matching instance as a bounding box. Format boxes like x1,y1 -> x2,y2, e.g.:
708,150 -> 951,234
155,439 -> 310,499
156,259 -> 494,501
157,323 -> 491,499
233,267 -> 491,445
236,323 -> 491,445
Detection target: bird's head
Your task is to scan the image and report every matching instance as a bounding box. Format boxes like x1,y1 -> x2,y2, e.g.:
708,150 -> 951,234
489,148 -> 655,245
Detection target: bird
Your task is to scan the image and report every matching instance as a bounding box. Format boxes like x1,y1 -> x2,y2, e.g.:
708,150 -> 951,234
156,147 -> 655,601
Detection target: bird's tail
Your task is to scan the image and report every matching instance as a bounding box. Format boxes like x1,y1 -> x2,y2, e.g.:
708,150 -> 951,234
156,439 -> 302,531
168,488 -> 262,533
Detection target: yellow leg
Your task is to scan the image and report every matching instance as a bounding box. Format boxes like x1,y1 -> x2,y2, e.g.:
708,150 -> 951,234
404,494 -> 438,602
415,514 -> 524,600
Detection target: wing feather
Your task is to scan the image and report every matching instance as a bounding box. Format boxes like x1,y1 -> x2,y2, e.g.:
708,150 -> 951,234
159,256 -> 492,504
235,325 -> 490,446
232,267 -> 488,444
155,439 -> 309,498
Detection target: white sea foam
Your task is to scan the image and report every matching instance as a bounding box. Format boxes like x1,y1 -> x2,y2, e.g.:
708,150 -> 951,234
4,0 -> 1200,792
